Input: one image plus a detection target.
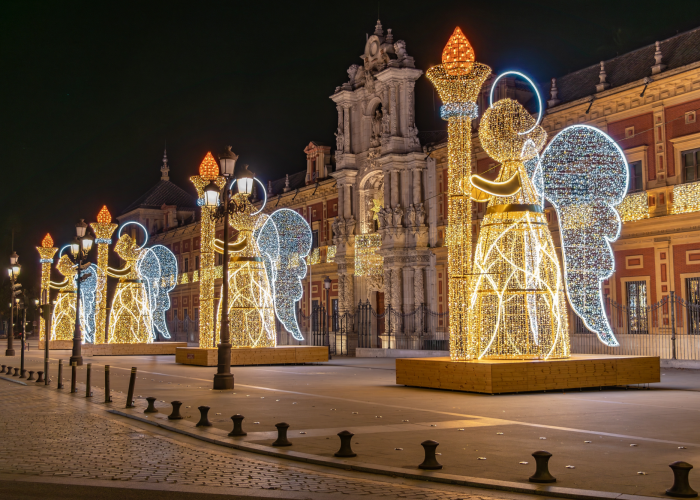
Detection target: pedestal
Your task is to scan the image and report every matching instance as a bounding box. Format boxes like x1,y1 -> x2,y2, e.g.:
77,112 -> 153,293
176,346 -> 329,366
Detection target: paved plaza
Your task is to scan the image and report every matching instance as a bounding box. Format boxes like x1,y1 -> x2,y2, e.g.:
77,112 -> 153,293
2,348 -> 699,499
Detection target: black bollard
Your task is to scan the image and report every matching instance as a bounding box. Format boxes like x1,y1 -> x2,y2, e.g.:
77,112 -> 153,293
57,360 -> 64,389
144,397 -> 158,413
229,414 -> 247,436
0,365 -> 5,373
35,371 -> 44,383
418,440 -> 442,470
168,401 -> 183,420
196,406 -> 212,427
667,461 -> 698,498
19,369 -> 26,379
529,451 -> 556,483
85,363 -> 92,397
272,422 -> 292,446
335,430 -> 357,458
12,367 -> 19,377
104,365 -> 111,403
27,371 -> 35,381
125,367 -> 137,408
70,362 -> 77,393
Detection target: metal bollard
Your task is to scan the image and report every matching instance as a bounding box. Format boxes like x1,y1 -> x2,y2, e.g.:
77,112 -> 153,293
27,371 -> 35,381
529,451 -> 556,483
0,365 -> 5,373
144,397 -> 158,413
272,422 -> 292,446
168,401 -> 183,420
667,461 -> 698,498
35,371 -> 44,383
85,363 -> 92,397
229,414 -> 247,436
125,367 -> 137,408
12,367 -> 19,377
70,362 -> 77,393
418,440 -> 442,470
335,430 -> 357,457
19,369 -> 26,379
196,406 -> 212,427
104,365 -> 111,403
57,360 -> 64,389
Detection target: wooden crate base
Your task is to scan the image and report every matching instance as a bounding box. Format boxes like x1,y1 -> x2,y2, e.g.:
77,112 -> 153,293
85,342 -> 187,356
396,354 -> 660,394
176,346 -> 329,367
37,340 -> 74,350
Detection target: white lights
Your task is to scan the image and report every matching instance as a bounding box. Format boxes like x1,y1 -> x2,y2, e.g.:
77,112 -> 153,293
540,124 -> 628,347
488,71 -> 543,135
117,221 -> 149,249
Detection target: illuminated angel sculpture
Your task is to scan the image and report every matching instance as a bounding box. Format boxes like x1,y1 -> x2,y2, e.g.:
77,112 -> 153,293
214,180 -> 312,346
466,72 -> 627,359
107,222 -> 177,343
49,251 -> 104,342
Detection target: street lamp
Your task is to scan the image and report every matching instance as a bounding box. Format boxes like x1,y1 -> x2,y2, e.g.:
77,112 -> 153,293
208,146 -> 239,390
66,219 -> 94,366
324,276 -> 332,360
6,254 -> 20,357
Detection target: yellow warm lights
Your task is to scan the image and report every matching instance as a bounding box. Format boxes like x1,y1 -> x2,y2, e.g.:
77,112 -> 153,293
442,27 -> 475,76
617,192 -> 650,222
96,205 -> 112,224
427,28 -> 491,362
673,181 -> 700,214
37,235 -> 58,341
41,233 -> 54,248
354,234 -> 383,278
199,152 -> 220,180
51,255 -> 77,341
91,205 -> 118,344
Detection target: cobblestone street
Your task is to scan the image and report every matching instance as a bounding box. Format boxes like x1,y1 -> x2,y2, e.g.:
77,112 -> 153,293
0,379 -> 532,500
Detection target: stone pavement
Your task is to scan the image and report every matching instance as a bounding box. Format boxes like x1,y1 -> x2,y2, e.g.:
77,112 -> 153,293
0,378 -> 540,500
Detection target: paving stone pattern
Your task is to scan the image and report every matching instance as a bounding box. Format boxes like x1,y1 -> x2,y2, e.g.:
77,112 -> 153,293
0,382 -> 507,499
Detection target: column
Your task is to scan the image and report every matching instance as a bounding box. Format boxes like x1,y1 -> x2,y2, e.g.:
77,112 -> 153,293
413,267 -> 425,334
345,274 -> 355,314
403,266 -> 415,329
343,104 -> 352,153
391,268 -> 402,333
401,169 -> 411,209
337,105 -> 344,138
344,185 -> 352,217
390,83 -> 398,136
383,268 -> 392,342
383,170 -> 391,209
36,235 -> 58,343
391,170 -> 400,207
413,168 -> 422,205
337,183 -> 345,219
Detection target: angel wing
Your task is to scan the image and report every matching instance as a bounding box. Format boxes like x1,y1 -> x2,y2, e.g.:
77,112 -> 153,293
79,263 -> 104,343
540,125 -> 628,346
256,208 -> 312,341
137,244 -> 178,340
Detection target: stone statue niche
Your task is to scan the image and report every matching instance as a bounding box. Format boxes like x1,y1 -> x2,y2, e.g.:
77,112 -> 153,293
370,104 -> 383,148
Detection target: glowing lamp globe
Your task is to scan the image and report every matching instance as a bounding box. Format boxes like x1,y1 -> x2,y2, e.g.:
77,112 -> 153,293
199,152 -> 220,181
96,205 -> 112,224
203,181 -> 221,207
10,251 -> 18,265
237,164 -> 255,195
41,233 -> 54,248
442,27 -> 475,76
12,265 -> 20,276
70,241 -> 80,257
219,146 -> 239,177
82,233 -> 94,252
75,219 -> 88,238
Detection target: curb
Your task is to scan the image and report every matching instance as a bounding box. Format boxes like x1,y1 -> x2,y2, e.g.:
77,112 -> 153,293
109,410 -> 664,500
0,375 -> 27,386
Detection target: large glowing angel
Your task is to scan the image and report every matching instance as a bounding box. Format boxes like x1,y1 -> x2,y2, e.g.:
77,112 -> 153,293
107,222 -> 177,343
214,181 -> 312,346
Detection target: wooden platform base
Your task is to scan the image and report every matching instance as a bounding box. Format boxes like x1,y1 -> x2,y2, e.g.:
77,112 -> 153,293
396,354 -> 660,394
176,346 -> 329,367
37,341 -> 186,355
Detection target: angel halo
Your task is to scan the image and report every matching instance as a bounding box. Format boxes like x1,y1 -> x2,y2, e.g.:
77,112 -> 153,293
463,70 -> 627,360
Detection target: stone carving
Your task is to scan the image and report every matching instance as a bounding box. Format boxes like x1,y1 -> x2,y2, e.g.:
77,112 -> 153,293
406,204 -> 416,226
365,71 -> 375,94
391,268 -> 402,318
367,147 -> 381,170
370,108 -> 383,148
378,207 -> 391,228
416,203 -> 426,225
394,40 -> 407,61
335,127 -> 345,152
332,216 -> 343,237
392,205 -> 404,227
345,215 -> 356,235
366,273 -> 384,295
413,267 -> 424,333
347,64 -> 359,87
344,274 -> 354,314
407,124 -> 420,149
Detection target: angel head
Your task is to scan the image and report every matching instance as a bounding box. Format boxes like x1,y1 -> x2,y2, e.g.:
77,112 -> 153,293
479,98 -> 546,163
114,234 -> 141,262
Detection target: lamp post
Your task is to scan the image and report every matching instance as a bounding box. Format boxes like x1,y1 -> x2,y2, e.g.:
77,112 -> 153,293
324,276 -> 332,360
68,219 -> 94,367
203,146 -> 250,390
6,252 -> 20,356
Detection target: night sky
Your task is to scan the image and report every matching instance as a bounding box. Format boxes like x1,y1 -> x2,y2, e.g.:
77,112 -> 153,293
2,0 -> 700,298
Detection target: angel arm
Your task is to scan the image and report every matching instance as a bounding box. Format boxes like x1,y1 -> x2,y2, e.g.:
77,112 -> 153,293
106,264 -> 132,278
468,172 -> 522,202
212,236 -> 248,254
48,277 -> 69,290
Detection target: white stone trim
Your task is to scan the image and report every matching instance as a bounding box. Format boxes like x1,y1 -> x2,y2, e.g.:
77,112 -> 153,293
625,254 -> 644,269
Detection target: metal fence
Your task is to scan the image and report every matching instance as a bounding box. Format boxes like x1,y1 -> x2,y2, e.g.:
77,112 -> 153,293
297,305 -> 352,356
572,292 -> 700,360
166,315 -> 199,343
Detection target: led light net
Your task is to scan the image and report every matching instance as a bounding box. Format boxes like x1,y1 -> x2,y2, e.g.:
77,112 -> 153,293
355,234 -> 383,278
540,125 -> 628,347
139,244 -> 178,339
51,255 -> 78,341
468,98 -> 569,360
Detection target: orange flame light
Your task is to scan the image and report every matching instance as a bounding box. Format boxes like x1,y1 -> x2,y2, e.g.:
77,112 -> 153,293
41,233 -> 54,248
199,152 -> 219,180
96,205 -> 112,225
442,27 -> 475,76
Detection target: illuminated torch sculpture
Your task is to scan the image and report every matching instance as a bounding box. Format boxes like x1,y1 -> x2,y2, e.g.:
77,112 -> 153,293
426,28 -> 491,360
36,234 -> 58,343
90,206 -> 117,344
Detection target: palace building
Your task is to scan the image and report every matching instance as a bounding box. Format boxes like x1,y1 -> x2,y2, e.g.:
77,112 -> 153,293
119,22 -> 700,349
